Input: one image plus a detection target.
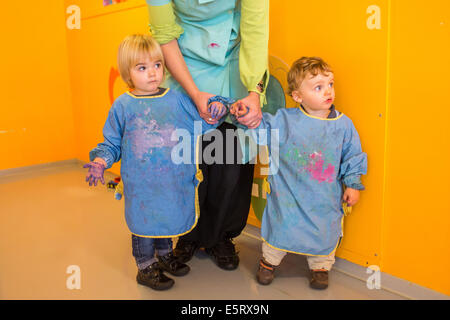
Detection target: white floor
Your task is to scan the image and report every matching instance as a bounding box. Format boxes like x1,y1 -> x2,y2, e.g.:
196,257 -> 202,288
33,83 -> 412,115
0,161 -> 406,300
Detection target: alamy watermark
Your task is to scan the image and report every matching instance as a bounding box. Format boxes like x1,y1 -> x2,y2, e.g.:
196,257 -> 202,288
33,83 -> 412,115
66,5 -> 81,30
66,265 -> 81,290
170,121 -> 280,175
366,265 -> 381,290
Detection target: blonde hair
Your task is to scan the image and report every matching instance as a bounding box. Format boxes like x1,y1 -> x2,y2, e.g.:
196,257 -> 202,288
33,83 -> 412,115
287,57 -> 333,96
117,34 -> 165,89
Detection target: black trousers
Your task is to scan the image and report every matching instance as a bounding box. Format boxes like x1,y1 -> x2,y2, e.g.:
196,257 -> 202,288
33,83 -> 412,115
180,122 -> 254,248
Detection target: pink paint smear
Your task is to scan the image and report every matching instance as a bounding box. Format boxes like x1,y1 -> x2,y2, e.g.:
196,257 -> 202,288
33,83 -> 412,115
305,152 -> 335,183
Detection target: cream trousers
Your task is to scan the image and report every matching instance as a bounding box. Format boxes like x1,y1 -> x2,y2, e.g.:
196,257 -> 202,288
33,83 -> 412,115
262,242 -> 336,271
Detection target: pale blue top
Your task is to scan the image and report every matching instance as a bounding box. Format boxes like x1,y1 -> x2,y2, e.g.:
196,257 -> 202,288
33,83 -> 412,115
249,107 -> 368,256
90,89 -> 220,237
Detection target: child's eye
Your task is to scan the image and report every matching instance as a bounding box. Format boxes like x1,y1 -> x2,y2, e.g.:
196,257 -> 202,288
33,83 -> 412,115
329,82 -> 334,88
138,66 -> 146,71
315,86 -> 321,91
155,63 -> 162,69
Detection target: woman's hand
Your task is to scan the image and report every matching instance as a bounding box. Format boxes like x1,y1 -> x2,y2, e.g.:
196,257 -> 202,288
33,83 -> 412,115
235,91 -> 262,129
192,91 -> 217,124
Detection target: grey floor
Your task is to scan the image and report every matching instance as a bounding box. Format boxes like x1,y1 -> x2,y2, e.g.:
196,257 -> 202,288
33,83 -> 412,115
0,161 -> 406,300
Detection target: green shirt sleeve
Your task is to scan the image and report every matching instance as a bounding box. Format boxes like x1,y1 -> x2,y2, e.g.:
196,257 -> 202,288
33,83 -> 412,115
146,1 -> 184,44
239,0 -> 270,105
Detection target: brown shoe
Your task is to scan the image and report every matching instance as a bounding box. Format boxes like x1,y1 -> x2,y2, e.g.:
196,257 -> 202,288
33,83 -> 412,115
256,259 -> 276,285
310,269 -> 329,289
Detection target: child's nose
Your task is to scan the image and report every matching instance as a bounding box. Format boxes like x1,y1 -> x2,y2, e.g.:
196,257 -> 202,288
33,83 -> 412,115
148,68 -> 156,77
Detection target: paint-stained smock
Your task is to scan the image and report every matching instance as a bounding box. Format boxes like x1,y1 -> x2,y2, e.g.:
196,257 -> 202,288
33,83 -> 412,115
250,106 -> 368,256
89,89 -> 217,237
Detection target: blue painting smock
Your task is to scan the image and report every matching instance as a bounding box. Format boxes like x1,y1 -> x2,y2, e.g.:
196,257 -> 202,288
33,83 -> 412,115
89,89 -> 218,237
250,106 -> 368,256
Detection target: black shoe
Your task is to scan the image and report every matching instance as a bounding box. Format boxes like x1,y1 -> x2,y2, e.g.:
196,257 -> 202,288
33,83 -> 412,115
136,262 -> 174,291
174,239 -> 199,263
205,239 -> 239,271
158,252 -> 190,276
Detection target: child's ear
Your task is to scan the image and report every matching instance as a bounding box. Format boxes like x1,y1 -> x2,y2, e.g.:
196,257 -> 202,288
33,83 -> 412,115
291,90 -> 302,104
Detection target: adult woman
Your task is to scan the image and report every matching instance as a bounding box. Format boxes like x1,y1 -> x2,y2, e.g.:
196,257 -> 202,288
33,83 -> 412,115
146,0 -> 269,270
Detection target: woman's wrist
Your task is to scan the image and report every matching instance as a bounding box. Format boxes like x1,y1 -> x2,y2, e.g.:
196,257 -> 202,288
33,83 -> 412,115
190,88 -> 201,101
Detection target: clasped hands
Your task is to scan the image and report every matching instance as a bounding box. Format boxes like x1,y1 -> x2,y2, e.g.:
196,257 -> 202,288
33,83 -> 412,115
194,91 -> 262,129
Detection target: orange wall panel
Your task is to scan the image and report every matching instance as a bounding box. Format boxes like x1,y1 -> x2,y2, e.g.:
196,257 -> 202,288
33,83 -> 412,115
382,0 -> 450,295
0,2 -> 75,170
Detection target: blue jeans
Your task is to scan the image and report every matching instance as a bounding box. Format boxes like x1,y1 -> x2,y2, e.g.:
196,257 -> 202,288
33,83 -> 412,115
131,235 -> 173,270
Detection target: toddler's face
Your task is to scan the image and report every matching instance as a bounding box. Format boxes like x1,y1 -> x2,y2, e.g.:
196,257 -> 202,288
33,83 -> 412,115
293,72 -> 335,112
129,55 -> 164,95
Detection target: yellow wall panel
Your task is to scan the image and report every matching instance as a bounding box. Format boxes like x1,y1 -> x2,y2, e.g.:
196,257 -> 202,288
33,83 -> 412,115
383,0 -> 450,295
0,2 -> 74,170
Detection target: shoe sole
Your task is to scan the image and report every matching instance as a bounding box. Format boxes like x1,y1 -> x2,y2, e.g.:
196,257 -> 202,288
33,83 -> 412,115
256,276 -> 273,286
309,281 -> 328,290
136,276 -> 174,291
217,263 -> 238,271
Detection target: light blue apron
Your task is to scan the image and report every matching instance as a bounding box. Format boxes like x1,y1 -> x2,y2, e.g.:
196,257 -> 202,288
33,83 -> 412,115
251,107 -> 367,256
90,89 -> 219,237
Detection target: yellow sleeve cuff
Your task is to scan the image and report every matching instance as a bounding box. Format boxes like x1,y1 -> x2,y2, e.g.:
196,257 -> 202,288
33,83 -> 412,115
147,3 -> 184,44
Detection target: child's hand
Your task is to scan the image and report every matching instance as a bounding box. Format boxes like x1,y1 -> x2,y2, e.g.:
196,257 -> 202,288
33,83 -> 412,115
83,160 -> 106,186
208,101 -> 227,120
234,92 -> 262,128
230,101 -> 249,118
342,188 -> 360,207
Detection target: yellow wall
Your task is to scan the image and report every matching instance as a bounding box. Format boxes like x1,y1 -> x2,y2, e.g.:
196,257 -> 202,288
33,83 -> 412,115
1,0 -> 448,295
0,2 -> 74,170
382,0 -> 450,296
65,0 -> 148,175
